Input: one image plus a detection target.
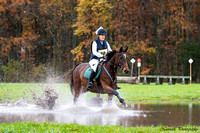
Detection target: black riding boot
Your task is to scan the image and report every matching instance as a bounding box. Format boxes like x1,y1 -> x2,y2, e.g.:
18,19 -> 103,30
87,69 -> 95,89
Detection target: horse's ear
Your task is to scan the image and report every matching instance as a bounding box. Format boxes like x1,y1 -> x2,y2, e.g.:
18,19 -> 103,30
124,47 -> 128,52
119,47 -> 123,53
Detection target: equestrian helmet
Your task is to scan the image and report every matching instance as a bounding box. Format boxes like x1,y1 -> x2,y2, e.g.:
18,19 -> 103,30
97,28 -> 107,35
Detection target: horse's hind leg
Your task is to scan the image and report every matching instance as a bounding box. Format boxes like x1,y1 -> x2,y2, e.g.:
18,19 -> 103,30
73,84 -> 81,105
108,94 -> 113,103
74,92 -> 80,105
73,95 -> 78,104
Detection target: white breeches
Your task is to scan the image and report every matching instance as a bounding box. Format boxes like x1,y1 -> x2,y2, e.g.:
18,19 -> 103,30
89,59 -> 99,72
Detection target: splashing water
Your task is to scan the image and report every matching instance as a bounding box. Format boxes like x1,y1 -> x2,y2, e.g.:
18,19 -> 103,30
0,82 -> 143,126
32,86 -> 58,110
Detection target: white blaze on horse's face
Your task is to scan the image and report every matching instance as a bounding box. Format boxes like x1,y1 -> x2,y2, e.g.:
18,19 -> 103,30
123,54 -> 126,59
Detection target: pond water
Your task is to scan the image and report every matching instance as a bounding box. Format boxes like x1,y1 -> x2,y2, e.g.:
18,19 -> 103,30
0,102 -> 199,127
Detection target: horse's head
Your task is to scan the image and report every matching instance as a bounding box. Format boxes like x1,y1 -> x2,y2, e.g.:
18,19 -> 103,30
106,47 -> 130,74
117,47 -> 130,74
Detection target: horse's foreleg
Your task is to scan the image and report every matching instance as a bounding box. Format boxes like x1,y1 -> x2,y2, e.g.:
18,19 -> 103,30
111,89 -> 126,107
108,94 -> 113,103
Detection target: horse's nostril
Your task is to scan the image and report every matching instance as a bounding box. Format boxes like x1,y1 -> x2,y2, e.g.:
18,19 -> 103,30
123,70 -> 129,74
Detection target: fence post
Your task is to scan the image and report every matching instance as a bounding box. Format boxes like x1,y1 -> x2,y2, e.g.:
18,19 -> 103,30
168,77 -> 172,85
156,76 -> 160,85
181,78 -> 185,84
143,76 -> 147,84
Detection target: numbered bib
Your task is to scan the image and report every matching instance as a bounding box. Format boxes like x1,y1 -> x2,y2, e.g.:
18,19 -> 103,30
98,49 -> 107,56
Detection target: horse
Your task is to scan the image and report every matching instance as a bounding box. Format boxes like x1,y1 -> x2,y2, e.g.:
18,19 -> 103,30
68,47 -> 130,107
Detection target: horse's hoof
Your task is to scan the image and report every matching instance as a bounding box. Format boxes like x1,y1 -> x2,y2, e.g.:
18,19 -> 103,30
122,103 -> 127,108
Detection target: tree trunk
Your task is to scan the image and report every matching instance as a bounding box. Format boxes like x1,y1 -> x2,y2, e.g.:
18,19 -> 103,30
155,0 -> 163,75
53,35 -> 56,76
59,42 -> 62,75
187,0 -> 190,41
0,54 -> 3,82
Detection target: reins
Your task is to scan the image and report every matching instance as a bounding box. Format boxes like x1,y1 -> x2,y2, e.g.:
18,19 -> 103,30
103,66 -> 116,83
102,52 -> 120,83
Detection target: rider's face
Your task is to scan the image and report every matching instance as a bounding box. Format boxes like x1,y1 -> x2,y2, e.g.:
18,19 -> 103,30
99,35 -> 105,42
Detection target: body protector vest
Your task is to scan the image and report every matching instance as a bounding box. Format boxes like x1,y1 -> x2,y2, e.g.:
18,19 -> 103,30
89,38 -> 108,61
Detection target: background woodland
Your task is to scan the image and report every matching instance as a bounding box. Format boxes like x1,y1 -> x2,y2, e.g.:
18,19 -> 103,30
0,0 -> 199,82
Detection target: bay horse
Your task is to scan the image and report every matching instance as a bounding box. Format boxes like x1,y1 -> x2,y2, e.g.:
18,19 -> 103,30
68,47 -> 130,107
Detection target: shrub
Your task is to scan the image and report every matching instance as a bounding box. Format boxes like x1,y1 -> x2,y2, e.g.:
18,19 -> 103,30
2,59 -> 24,82
2,60 -> 48,82
31,64 -> 47,82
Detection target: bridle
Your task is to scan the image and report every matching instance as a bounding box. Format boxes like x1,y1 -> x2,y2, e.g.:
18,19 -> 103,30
106,52 -> 128,69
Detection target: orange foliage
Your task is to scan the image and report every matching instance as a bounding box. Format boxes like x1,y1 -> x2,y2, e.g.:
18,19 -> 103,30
73,0 -> 112,61
141,68 -> 152,75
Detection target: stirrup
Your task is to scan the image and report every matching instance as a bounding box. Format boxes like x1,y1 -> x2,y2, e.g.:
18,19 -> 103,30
87,82 -> 93,90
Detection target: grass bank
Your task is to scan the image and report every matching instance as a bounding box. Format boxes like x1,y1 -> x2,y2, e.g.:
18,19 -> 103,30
0,83 -> 200,104
0,122 -> 199,133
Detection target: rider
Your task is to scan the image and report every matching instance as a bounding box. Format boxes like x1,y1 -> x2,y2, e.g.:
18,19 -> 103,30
87,27 -> 121,90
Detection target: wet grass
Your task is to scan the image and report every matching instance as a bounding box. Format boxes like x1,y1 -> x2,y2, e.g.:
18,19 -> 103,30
0,83 -> 200,104
0,122 -> 199,133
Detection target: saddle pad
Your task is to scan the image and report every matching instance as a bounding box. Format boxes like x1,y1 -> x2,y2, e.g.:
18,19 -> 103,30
83,67 -> 92,79
84,65 -> 103,79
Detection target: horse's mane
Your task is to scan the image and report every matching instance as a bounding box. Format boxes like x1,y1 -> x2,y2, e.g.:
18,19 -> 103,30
106,50 -> 117,61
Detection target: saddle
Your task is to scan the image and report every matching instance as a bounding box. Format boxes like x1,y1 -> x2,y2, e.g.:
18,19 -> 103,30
83,62 -> 103,79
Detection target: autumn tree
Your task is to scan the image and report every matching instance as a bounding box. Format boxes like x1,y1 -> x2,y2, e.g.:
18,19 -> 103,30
111,0 -> 156,75
0,0 -> 78,82
0,0 -> 199,82
72,0 -> 112,62
111,0 -> 199,80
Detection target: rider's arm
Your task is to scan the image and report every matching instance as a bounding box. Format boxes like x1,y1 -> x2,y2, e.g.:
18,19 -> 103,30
106,41 -> 112,52
92,41 -> 104,58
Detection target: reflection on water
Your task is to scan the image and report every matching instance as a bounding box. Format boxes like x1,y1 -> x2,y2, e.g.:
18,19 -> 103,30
0,103 -> 200,127
134,103 -> 200,127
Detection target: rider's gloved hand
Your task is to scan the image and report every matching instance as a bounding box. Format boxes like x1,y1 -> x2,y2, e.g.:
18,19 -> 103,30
99,57 -> 104,62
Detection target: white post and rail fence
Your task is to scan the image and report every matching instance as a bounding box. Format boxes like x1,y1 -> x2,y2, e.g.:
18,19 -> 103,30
117,58 -> 193,85
117,75 -> 190,85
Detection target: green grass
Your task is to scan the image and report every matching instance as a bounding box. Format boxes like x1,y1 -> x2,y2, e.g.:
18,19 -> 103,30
0,122 -> 199,133
0,83 -> 71,103
0,83 -> 200,104
117,83 -> 200,104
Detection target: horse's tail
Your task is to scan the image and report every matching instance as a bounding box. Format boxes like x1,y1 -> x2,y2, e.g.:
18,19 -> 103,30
66,62 -> 82,96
